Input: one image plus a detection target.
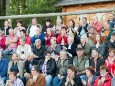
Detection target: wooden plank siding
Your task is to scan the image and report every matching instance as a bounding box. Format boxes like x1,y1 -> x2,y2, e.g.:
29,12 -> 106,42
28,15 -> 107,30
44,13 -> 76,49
62,2 -> 115,26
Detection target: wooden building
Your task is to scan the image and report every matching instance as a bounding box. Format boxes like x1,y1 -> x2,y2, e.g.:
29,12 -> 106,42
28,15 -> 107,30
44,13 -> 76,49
55,0 -> 115,25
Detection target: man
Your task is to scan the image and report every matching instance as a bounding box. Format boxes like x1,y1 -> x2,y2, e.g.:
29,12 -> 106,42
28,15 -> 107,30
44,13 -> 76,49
16,38 -> 32,61
32,39 -> 47,60
3,29 -> 18,62
53,50 -> 72,86
27,18 -> 42,38
6,71 -> 24,86
0,50 -> 8,83
31,26 -> 45,45
1,20 -> 10,36
107,13 -> 115,29
73,47 -> 89,75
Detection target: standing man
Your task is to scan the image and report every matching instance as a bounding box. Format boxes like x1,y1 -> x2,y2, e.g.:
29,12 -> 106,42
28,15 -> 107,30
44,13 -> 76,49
27,17 -> 42,38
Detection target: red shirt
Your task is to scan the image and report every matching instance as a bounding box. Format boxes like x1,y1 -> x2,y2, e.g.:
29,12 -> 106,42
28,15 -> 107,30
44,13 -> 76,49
56,34 -> 68,45
45,33 -> 55,46
92,22 -> 102,34
94,74 -> 112,86
104,57 -> 115,74
0,36 -> 5,50
18,36 -> 31,45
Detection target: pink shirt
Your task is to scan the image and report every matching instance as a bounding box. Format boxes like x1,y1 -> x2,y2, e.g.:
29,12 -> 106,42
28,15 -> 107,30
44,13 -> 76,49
6,35 -> 18,50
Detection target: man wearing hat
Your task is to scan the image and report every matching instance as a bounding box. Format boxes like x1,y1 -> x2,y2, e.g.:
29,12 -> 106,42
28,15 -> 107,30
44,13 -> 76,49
73,47 -> 89,75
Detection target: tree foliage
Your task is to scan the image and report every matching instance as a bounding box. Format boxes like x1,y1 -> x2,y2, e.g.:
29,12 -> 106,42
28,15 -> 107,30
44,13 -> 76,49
9,0 -> 61,28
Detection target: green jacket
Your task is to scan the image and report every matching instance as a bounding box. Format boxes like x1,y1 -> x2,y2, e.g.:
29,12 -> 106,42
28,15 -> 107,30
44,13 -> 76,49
73,56 -> 88,72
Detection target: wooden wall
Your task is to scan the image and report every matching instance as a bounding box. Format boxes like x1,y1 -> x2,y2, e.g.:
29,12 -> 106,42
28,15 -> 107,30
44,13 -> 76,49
62,2 -> 115,26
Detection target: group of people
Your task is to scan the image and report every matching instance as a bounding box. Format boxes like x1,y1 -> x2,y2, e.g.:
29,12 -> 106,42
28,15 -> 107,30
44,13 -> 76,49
0,12 -> 115,86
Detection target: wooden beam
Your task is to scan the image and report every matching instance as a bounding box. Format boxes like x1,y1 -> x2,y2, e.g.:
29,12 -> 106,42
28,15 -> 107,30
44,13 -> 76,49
0,8 -> 115,20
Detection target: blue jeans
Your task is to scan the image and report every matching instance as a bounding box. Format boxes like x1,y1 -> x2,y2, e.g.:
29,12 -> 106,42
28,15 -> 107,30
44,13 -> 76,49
53,76 -> 64,86
45,75 -> 52,86
3,48 -> 16,62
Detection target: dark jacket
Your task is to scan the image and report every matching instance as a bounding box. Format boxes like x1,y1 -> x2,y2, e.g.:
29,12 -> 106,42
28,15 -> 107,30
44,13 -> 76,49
107,19 -> 115,29
1,26 -> 10,36
38,58 -> 56,76
42,25 -> 53,33
89,57 -> 104,76
78,23 -> 89,34
32,44 -> 47,60
66,43 -> 77,57
25,59 -> 38,74
107,41 -> 115,49
61,75 -> 82,86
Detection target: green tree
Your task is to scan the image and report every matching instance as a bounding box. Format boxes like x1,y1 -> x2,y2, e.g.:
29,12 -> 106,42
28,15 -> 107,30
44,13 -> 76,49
10,0 -> 61,28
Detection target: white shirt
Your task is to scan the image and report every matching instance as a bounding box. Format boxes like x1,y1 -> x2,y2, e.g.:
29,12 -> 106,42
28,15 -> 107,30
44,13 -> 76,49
16,44 -> 32,59
29,25 -> 37,37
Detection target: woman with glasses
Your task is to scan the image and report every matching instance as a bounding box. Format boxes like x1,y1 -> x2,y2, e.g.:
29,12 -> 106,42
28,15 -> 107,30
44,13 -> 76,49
26,65 -> 46,86
38,51 -> 56,86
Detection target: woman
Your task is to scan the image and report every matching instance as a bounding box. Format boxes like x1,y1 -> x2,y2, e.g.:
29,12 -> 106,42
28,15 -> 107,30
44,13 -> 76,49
67,19 -> 78,36
26,65 -> 46,86
0,30 -> 5,50
7,53 -> 24,78
82,66 -> 97,86
47,37 -> 61,58
91,34 -> 106,59
67,19 -> 80,44
61,65 -> 82,86
80,34 -> 91,58
45,28 -> 55,46
38,51 -> 56,86
94,66 -> 112,86
14,20 -> 25,37
104,48 -> 115,76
